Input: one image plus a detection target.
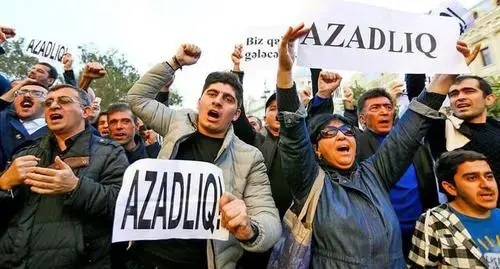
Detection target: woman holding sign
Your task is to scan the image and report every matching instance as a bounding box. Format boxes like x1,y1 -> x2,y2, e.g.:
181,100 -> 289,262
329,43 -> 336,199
274,23 -> 471,268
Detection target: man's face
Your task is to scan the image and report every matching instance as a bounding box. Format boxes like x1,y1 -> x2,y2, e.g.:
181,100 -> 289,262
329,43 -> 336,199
359,96 -> 394,135
449,79 -> 493,123
264,100 -> 280,133
97,114 -> 109,136
13,85 -> 47,120
197,82 -> 240,138
87,101 -> 101,124
27,64 -> 53,86
44,88 -> 86,137
445,160 -> 498,215
108,110 -> 137,148
248,116 -> 262,132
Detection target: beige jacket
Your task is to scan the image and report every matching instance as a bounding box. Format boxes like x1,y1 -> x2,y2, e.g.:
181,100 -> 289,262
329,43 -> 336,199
127,62 -> 281,269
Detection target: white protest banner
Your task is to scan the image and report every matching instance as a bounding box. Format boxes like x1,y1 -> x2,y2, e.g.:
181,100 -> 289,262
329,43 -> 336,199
112,159 -> 229,243
241,26 -> 283,70
297,0 -> 469,74
431,0 -> 475,36
24,38 -> 69,64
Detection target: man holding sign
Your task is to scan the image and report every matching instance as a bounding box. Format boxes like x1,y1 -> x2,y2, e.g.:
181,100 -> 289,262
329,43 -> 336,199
126,44 -> 280,268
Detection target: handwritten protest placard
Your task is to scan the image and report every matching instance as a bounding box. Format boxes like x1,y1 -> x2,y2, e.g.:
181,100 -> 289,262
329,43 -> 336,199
25,38 -> 70,64
113,159 -> 228,242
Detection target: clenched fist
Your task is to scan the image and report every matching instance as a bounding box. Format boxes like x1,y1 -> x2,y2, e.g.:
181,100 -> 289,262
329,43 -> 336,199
0,155 -> 39,190
82,62 -> 106,79
175,44 -> 201,67
0,26 -> 16,43
317,71 -> 342,99
62,53 -> 74,70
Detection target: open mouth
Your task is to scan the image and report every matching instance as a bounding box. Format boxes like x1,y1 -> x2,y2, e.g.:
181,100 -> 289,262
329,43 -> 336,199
113,132 -> 127,139
378,119 -> 390,125
21,100 -> 34,108
479,193 -> 495,200
456,103 -> 470,109
49,113 -> 63,121
336,144 -> 350,152
207,109 -> 220,119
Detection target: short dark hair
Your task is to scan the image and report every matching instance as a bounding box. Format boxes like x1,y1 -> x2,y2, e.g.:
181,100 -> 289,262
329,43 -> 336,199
92,111 -> 108,129
454,75 -> 492,96
107,103 -> 137,123
20,81 -> 49,91
38,62 -> 58,83
202,71 -> 243,109
357,88 -> 394,116
49,84 -> 91,107
435,150 -> 488,200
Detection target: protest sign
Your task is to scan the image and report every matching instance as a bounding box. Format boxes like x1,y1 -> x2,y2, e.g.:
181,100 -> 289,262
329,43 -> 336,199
113,159 -> 229,243
25,38 -> 69,64
431,0 -> 475,36
297,0 -> 469,74
241,26 -> 284,70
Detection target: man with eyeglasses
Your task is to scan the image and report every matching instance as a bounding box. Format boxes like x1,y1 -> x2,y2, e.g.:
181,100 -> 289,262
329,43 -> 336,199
0,84 -> 128,268
0,81 -> 49,173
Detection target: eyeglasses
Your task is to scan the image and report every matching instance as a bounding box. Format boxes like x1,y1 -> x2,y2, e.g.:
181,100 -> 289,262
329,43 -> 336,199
319,125 -> 355,139
14,89 -> 46,98
44,96 -> 79,107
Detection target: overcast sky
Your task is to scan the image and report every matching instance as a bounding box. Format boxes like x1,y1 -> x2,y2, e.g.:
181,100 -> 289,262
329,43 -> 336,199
1,0 -> 482,109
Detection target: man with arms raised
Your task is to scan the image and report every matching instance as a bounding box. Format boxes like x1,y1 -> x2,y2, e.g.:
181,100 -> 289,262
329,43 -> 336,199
126,44 -> 280,268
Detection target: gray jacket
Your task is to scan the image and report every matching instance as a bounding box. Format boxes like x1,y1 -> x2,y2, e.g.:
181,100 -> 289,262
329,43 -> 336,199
127,62 -> 281,269
277,85 -> 445,269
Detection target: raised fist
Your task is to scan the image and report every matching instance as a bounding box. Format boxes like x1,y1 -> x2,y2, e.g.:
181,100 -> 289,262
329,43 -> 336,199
317,71 -> 342,98
231,44 -> 243,65
62,53 -> 73,70
342,86 -> 355,110
299,86 -> 312,106
0,26 -> 16,43
175,44 -> 201,67
82,62 -> 106,79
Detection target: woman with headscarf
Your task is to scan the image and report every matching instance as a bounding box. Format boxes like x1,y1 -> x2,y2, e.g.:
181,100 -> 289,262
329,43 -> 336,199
275,23 -> 472,269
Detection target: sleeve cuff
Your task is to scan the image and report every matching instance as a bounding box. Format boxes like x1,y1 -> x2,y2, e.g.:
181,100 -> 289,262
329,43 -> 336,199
277,83 -> 300,112
416,91 -> 446,111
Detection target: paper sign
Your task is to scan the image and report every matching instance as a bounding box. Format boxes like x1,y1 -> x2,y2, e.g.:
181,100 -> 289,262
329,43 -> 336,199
112,159 -> 229,243
297,0 -> 469,74
241,26 -> 284,70
431,0 -> 475,36
24,38 -> 69,64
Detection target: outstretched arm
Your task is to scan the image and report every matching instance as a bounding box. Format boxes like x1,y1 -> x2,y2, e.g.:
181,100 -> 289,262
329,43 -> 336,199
276,23 -> 318,204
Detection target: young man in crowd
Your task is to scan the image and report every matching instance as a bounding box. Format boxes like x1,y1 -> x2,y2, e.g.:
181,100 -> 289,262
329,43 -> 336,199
408,150 -> 499,268
0,84 -> 128,268
107,102 -> 160,163
126,43 -> 280,268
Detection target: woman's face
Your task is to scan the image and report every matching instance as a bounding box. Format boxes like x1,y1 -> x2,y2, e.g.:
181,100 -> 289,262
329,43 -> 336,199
315,119 -> 357,170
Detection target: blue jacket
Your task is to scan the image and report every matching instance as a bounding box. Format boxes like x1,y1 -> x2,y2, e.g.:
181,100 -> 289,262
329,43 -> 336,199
277,85 -> 445,269
0,111 -> 48,172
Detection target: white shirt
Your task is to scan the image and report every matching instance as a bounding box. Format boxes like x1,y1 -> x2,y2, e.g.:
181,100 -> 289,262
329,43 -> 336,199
20,118 -> 46,135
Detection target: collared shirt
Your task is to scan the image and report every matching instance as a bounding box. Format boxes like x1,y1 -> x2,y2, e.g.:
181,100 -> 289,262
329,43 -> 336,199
20,118 -> 46,135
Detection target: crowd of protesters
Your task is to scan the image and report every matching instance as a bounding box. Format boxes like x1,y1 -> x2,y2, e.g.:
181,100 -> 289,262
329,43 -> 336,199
0,18 -> 498,269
